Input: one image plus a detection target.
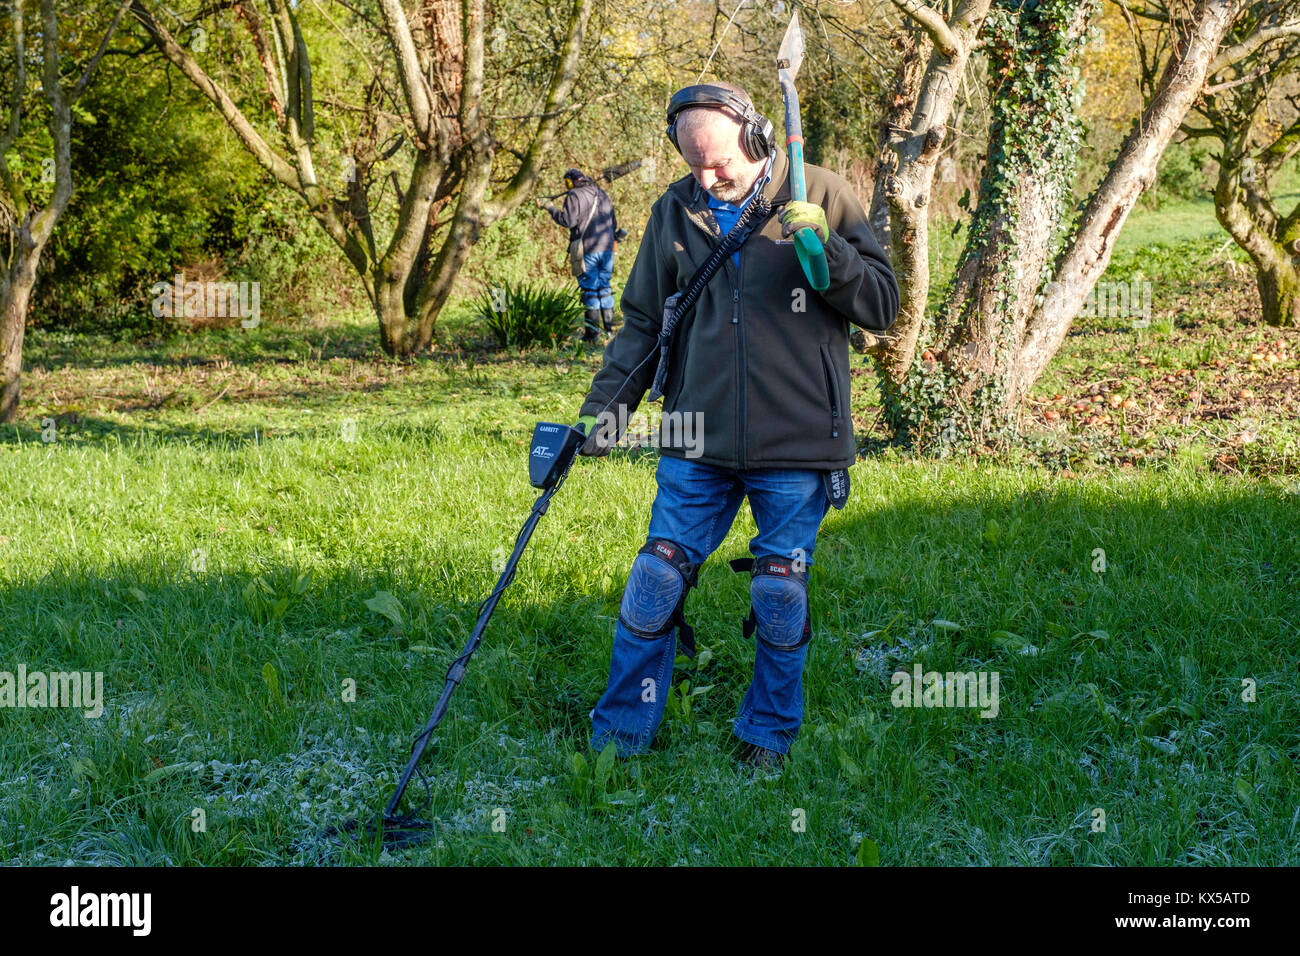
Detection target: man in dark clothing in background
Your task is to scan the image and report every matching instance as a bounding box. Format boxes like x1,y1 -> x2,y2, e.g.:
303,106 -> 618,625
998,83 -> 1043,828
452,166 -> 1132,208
541,168 -> 625,342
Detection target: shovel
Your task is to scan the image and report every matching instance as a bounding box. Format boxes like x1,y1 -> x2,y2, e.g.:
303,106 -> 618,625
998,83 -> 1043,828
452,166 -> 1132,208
777,11 -> 829,292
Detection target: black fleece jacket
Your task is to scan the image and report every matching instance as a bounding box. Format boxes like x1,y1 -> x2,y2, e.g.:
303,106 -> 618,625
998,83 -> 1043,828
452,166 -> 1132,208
579,146 -> 899,471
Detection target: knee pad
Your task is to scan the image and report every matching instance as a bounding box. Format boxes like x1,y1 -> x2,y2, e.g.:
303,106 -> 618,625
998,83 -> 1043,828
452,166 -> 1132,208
730,555 -> 811,650
618,539 -> 699,657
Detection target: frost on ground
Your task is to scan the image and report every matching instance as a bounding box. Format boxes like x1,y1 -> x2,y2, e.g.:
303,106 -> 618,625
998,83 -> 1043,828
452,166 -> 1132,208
853,625 -> 933,684
3,695 -> 582,864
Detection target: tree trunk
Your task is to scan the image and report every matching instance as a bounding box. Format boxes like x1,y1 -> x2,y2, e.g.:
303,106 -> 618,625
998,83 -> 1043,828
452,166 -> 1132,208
412,130 -> 492,352
0,0 -> 90,423
0,257 -> 39,423
1015,0 -> 1242,390
881,0 -> 1091,444
1213,155 -> 1300,327
1257,260 -> 1300,327
1,225 -> 62,421
868,22 -> 929,256
425,0 -> 463,155
0,226 -> 56,425
871,0 -> 992,428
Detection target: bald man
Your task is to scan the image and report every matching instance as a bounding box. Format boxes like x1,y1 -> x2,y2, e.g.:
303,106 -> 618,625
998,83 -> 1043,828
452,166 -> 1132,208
576,83 -> 898,767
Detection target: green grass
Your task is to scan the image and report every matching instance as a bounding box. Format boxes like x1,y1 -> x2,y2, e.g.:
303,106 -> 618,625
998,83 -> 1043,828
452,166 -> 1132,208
3,328 -> 1299,864
1116,196 -> 1225,251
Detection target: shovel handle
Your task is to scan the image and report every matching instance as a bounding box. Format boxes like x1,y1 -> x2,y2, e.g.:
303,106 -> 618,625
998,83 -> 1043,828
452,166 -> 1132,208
779,76 -> 829,292
780,73 -> 808,202
786,140 -> 829,292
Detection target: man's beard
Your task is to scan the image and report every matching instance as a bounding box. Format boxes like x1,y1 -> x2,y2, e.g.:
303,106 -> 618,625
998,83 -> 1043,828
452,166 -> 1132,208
708,175 -> 756,203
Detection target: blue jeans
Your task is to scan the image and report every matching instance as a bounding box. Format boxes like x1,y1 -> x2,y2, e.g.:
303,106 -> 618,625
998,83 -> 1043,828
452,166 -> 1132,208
590,454 -> 830,757
578,249 -> 614,310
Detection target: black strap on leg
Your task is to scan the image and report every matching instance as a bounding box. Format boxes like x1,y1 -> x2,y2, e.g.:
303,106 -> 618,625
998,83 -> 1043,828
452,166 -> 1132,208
729,554 -> 812,648
728,557 -> 758,637
619,539 -> 699,659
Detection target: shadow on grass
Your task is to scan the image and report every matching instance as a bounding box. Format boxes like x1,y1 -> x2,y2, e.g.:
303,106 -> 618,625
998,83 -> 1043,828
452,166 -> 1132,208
24,316 -> 602,376
1,412 -> 265,449
0,556 -> 623,864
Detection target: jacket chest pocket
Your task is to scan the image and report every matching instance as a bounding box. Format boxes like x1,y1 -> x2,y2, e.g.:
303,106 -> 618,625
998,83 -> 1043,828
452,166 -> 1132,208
818,344 -> 841,439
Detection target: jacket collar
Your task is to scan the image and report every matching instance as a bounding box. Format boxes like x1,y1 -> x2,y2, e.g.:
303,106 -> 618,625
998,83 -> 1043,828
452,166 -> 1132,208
764,145 -> 792,206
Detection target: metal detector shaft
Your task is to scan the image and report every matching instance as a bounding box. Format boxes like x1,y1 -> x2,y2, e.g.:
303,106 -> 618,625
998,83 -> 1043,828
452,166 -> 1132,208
382,424 -> 584,820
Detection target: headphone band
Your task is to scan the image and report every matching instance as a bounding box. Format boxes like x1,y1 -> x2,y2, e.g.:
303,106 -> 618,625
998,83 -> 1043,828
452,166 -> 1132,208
665,84 -> 775,163
666,84 -> 755,127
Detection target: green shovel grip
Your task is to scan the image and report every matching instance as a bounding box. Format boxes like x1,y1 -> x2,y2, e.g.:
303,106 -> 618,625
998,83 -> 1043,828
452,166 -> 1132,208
793,227 -> 829,292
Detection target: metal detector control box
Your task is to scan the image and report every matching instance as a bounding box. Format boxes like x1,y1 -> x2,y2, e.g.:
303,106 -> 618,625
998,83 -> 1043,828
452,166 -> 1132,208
528,422 -> 585,489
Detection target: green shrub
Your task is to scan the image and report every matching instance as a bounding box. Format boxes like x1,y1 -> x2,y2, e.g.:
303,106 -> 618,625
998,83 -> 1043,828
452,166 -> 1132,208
475,281 -> 583,349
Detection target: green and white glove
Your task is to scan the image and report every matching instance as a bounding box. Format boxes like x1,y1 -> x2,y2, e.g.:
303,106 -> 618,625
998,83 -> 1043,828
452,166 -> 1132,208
779,200 -> 828,243
576,414 -> 613,457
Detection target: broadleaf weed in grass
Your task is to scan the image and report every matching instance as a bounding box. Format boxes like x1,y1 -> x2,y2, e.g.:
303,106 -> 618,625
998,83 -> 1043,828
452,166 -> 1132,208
569,744 -> 638,813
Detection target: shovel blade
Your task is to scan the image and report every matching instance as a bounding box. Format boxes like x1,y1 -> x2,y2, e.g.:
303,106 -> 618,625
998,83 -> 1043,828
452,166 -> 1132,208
777,11 -> 804,77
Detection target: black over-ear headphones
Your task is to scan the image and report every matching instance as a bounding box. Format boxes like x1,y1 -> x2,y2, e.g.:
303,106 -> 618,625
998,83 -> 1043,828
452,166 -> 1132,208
665,84 -> 775,163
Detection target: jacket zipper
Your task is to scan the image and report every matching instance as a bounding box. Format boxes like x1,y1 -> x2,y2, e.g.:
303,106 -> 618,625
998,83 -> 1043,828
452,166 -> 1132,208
821,347 -> 840,439
686,201 -> 748,468
733,253 -> 746,470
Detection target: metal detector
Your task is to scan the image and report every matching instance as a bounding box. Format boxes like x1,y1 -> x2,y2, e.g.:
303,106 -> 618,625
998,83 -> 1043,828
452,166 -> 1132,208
324,421 -> 587,849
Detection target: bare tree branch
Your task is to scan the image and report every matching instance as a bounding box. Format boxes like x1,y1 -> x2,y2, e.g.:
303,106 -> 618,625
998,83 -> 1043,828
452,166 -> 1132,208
890,0 -> 959,57
378,0 -> 434,142
481,0 -> 594,219
1209,19 -> 1300,74
71,0 -> 135,103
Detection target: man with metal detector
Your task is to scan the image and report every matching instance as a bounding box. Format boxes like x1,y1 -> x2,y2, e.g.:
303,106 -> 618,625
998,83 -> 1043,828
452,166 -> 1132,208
539,168 -> 627,343
575,80 -> 898,768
